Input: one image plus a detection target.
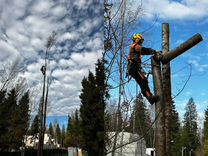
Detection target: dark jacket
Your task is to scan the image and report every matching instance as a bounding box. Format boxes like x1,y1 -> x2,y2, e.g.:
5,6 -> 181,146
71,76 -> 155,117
127,42 -> 156,75
128,42 -> 156,63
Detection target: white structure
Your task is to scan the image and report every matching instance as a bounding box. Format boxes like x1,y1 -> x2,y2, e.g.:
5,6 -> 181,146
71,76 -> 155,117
106,132 -> 146,156
24,134 -> 37,148
24,133 -> 59,149
146,148 -> 155,156
68,147 -> 83,156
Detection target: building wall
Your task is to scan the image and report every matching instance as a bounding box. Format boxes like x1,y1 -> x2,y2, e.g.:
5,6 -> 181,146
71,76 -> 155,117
146,148 -> 155,156
106,132 -> 146,156
24,133 -> 59,149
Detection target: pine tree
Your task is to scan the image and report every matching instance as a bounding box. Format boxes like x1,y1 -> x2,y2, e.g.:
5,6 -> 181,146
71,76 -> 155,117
74,109 -> 81,147
65,112 -> 80,147
65,115 -> 71,146
0,90 -> 6,104
0,88 -> 30,150
170,100 -> 182,155
181,97 -> 200,156
56,123 -> 61,144
0,90 -> 7,150
61,125 -> 66,147
65,114 -> 74,146
128,93 -> 153,147
16,91 -> 30,148
4,88 -> 18,150
48,122 -> 54,138
203,107 -> 208,155
80,59 -> 108,156
30,115 -> 39,136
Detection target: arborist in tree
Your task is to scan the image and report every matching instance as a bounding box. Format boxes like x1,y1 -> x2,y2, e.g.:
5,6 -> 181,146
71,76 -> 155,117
40,65 -> 46,75
127,33 -> 162,104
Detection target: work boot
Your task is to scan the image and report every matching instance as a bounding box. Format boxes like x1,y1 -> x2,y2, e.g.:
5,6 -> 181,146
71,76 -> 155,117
148,95 -> 159,105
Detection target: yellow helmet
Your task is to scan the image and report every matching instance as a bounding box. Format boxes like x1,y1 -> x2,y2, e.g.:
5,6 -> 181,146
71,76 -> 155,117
132,33 -> 144,43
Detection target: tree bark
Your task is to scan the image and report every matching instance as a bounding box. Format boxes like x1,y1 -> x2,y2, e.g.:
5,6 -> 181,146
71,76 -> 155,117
151,56 -> 165,156
161,33 -> 203,64
162,23 -> 171,155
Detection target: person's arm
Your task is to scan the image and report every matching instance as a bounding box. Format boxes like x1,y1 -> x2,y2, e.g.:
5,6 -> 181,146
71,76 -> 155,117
141,47 -> 163,60
134,45 -> 158,55
140,47 -> 157,55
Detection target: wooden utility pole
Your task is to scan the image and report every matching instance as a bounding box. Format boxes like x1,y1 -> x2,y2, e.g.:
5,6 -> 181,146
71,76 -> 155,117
38,47 -> 48,156
162,23 -> 171,155
151,56 -> 165,156
161,33 -> 203,64
38,32 -> 56,156
152,23 -> 203,156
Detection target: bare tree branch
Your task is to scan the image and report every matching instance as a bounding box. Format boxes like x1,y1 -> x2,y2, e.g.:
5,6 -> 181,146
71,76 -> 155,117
0,59 -> 24,91
172,63 -> 192,99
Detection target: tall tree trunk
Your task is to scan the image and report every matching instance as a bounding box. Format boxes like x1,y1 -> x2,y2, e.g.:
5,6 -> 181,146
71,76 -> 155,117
151,57 -> 165,156
111,0 -> 126,155
162,23 -> 171,155
161,34 -> 203,64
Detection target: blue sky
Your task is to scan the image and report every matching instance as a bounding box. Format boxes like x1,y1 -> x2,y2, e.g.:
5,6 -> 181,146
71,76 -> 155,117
45,0 -> 207,129
141,19 -> 208,126
141,0 -> 208,126
46,116 -> 68,129
107,0 -> 208,128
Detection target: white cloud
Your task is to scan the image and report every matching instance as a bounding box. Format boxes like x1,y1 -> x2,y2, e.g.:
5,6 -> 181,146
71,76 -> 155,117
70,52 -> 101,67
0,0 -> 103,115
51,5 -> 67,17
30,38 -> 43,50
175,99 -> 187,118
0,40 -> 20,61
188,59 -> 208,72
143,0 -> 208,20
74,0 -> 92,10
31,0 -> 53,15
185,91 -> 192,96
59,32 -> 79,42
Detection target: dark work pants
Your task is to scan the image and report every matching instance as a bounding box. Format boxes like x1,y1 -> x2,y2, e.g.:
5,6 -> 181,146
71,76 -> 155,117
128,62 -> 152,98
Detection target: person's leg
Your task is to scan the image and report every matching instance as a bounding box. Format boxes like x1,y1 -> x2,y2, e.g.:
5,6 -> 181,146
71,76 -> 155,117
131,69 -> 151,97
130,67 -> 159,104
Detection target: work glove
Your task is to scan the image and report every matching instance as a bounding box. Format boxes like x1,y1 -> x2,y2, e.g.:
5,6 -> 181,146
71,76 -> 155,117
155,51 -> 163,61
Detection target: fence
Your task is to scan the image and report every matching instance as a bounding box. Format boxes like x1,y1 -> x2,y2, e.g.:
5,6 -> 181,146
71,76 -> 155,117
0,149 -> 68,156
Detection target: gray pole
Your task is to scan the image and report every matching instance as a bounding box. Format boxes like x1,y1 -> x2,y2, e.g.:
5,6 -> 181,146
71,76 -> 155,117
162,23 -> 171,155
38,47 -> 48,156
161,33 -> 203,64
151,56 -> 165,156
